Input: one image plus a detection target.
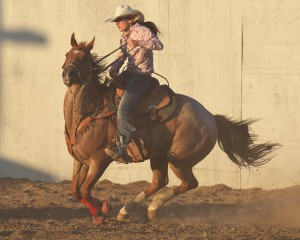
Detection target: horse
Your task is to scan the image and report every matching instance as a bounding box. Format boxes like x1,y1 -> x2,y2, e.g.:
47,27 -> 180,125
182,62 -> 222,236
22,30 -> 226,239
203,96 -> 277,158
61,33 -> 280,224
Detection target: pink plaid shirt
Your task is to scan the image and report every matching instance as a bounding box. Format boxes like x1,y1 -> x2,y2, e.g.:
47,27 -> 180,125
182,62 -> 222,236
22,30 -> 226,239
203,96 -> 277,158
110,23 -> 163,75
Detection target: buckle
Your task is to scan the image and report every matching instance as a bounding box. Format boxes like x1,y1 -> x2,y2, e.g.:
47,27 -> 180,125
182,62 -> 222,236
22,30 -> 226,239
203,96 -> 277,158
149,105 -> 157,120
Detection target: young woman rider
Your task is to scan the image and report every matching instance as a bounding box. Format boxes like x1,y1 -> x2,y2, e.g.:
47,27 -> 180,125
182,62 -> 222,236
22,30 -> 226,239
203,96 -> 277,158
104,4 -> 163,162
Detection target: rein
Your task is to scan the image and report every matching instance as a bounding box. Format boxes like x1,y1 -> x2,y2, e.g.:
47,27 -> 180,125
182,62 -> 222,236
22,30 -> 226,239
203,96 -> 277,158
97,43 -> 127,62
99,44 -> 170,86
98,44 -> 137,75
66,43 -> 169,86
65,44 -> 129,82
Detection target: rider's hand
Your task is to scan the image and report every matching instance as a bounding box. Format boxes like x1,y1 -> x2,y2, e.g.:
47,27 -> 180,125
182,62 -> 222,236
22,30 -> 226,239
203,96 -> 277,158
109,68 -> 119,80
128,39 -> 138,50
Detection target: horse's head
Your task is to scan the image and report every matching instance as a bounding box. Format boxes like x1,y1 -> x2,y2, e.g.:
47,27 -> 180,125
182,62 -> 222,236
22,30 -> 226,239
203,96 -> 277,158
62,33 -> 95,87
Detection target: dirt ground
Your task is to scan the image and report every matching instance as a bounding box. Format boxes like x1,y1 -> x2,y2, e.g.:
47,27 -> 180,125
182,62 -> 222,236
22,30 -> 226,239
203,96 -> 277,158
0,178 -> 299,240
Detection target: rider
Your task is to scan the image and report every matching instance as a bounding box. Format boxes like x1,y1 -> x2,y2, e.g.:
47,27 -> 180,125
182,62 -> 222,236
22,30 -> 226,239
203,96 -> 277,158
104,4 -> 163,161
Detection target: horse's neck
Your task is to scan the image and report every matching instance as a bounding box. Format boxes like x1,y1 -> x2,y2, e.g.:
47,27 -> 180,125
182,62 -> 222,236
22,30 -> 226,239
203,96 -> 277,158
64,84 -> 109,132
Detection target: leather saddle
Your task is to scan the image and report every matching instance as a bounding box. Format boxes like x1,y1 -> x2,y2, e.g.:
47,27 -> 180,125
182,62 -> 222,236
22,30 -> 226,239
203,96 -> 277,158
114,76 -> 177,123
110,74 -> 178,163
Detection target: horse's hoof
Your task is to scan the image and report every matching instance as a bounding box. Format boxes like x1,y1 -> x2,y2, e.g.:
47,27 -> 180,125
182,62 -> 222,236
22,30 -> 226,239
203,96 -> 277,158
148,209 -> 158,220
101,200 -> 112,215
93,215 -> 106,225
116,212 -> 129,222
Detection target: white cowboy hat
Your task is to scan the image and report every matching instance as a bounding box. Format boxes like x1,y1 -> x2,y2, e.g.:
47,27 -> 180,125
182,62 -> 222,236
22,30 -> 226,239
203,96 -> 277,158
105,4 -> 144,23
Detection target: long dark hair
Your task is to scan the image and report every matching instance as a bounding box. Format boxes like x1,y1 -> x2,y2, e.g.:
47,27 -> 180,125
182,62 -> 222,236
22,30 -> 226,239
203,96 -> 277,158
139,21 -> 161,35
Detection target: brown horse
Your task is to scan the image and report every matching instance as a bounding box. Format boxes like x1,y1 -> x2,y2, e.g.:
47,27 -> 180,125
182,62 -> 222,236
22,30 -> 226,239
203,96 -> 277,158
62,34 -> 280,224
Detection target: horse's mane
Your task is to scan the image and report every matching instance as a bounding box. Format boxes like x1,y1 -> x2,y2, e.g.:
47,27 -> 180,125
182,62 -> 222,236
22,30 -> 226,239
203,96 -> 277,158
78,42 -> 115,116
77,42 -> 106,83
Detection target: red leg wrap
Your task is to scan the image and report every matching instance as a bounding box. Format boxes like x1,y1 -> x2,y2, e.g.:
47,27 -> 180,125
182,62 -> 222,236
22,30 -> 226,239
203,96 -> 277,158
80,197 -> 102,216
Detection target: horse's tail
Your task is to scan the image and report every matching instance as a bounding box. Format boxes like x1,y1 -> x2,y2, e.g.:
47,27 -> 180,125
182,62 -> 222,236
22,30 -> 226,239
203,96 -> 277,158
214,115 -> 281,168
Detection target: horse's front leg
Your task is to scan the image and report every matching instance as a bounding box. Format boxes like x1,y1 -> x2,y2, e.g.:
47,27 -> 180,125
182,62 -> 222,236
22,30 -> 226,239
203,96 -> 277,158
79,151 -> 112,224
71,159 -> 88,199
117,154 -> 169,221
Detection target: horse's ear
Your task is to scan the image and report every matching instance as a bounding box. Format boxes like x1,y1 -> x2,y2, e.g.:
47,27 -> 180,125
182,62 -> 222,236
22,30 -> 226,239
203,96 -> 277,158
86,36 -> 95,51
71,33 -> 78,47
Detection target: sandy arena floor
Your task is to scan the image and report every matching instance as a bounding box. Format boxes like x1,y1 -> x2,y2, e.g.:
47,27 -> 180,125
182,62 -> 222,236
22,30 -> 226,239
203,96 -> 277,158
0,178 -> 299,240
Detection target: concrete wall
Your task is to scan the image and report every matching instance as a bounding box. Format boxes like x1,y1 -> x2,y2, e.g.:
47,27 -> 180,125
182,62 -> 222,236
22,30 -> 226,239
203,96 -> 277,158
0,0 -> 299,189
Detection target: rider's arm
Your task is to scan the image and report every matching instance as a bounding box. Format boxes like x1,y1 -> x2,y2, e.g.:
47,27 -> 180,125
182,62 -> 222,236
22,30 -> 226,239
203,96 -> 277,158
110,39 -> 128,74
136,28 -> 163,50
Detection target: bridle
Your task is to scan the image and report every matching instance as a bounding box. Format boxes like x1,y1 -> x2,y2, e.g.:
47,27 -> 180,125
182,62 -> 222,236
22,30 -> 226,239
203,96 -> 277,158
63,44 -> 127,85
64,60 -> 87,84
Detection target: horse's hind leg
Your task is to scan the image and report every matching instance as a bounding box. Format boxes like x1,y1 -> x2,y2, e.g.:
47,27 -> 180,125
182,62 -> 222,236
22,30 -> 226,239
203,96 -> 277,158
148,164 -> 198,220
117,154 -> 169,221
170,164 -> 199,194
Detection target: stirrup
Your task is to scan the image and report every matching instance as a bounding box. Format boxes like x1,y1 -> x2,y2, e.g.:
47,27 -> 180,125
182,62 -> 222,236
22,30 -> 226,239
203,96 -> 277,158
104,142 -> 132,164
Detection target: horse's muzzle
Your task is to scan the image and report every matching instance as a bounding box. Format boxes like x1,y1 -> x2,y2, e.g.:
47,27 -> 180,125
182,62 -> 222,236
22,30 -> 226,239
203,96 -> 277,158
62,69 -> 75,87
63,77 -> 72,87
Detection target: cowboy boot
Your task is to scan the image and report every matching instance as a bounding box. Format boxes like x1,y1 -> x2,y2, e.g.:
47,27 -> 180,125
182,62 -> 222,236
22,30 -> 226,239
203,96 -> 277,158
126,139 -> 146,162
104,140 -> 132,163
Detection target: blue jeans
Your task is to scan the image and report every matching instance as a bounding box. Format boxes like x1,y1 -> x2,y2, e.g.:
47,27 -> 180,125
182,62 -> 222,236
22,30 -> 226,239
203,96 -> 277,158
117,72 -> 151,145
